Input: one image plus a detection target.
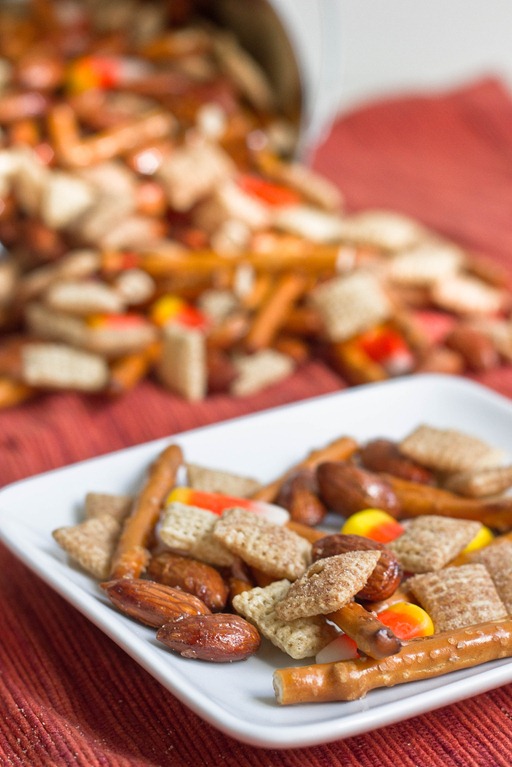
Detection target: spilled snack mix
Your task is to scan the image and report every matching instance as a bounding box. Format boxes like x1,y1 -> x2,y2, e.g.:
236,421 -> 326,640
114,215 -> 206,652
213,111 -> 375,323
2,0 -> 512,408
52,421 -> 512,704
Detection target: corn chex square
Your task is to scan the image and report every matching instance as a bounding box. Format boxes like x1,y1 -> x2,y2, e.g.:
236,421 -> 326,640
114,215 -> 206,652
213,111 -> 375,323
399,424 -> 505,474
52,515 -> 121,580
213,507 -> 311,580
230,349 -> 295,397
157,325 -> 207,401
308,271 -> 392,342
84,492 -> 132,523
22,342 -> 109,392
274,550 -> 381,620
469,539 -> 512,613
336,209 -> 427,251
232,579 -> 338,659
387,241 -> 463,287
388,516 -> 483,573
407,564 -> 507,632
431,274 -> 505,316
158,502 -> 235,566
443,465 -> 512,498
44,279 -> 124,316
186,463 -> 261,497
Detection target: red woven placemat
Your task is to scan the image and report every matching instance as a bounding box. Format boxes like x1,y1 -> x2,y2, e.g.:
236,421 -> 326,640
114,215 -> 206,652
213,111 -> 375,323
2,78 -> 512,767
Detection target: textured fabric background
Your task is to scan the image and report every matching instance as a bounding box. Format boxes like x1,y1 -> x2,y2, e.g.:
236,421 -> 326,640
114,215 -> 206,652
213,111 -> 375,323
2,78 -> 512,767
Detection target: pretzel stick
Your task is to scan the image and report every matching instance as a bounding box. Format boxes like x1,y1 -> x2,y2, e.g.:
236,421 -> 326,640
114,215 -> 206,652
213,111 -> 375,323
281,306 -> 324,338
49,104 -> 176,168
110,443 -> 183,579
251,436 -> 359,503
139,248 -> 350,279
106,341 -> 162,396
240,273 -> 273,312
328,340 -> 388,385
244,273 -> 309,352
386,475 -> 512,531
285,521 -> 325,543
328,602 -> 402,660
274,617 -> 512,704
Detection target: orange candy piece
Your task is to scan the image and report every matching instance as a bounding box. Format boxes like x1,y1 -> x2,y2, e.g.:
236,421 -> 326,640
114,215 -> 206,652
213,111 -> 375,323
377,602 -> 434,640
237,174 -> 301,207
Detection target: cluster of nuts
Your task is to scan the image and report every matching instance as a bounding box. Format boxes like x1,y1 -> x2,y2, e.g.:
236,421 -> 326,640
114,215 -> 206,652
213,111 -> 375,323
1,1 -> 512,408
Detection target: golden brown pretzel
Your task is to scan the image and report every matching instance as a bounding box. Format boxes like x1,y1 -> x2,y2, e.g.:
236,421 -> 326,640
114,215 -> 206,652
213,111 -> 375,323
109,443 -> 183,579
274,617 -> 512,704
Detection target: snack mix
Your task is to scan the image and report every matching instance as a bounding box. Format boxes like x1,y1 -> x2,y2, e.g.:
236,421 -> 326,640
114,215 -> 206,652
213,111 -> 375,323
53,423 -> 512,705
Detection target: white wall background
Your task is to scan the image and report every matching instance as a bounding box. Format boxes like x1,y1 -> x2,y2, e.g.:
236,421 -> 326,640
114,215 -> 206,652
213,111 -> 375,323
336,0 -> 512,112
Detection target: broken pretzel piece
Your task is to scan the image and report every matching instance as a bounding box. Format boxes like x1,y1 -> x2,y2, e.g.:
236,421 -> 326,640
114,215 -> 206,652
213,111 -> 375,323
328,602 -> 402,660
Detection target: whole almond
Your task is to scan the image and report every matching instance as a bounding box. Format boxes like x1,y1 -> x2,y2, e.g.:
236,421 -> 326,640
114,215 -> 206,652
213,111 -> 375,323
444,324 -> 499,372
101,578 -> 210,627
157,613 -> 261,662
276,468 -> 327,527
359,439 -> 434,484
311,533 -> 403,602
316,462 -> 401,518
147,551 -> 229,611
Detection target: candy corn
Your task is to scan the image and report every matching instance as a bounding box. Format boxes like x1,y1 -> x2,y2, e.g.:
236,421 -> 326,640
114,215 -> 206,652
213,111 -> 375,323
67,55 -> 152,94
315,633 -> 359,664
237,174 -> 301,207
376,602 -> 434,640
149,295 -> 209,331
462,525 -> 494,554
166,487 -> 289,525
341,508 -> 405,544
357,325 -> 414,376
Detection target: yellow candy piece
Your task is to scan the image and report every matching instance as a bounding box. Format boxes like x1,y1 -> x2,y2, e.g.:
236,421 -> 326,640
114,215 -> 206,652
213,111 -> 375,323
377,602 -> 435,640
462,525 -> 494,554
341,508 -> 404,544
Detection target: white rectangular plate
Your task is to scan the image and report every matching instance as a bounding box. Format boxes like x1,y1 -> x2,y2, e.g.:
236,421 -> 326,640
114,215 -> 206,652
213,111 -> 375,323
1,374 -> 512,749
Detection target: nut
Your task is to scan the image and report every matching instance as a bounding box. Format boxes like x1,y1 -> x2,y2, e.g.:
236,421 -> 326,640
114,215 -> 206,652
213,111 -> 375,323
359,439 -> 434,484
147,551 -> 229,611
101,577 -> 211,627
444,324 -> 499,372
312,533 -> 403,601
157,613 -> 261,662
316,462 -> 401,518
276,468 -> 327,527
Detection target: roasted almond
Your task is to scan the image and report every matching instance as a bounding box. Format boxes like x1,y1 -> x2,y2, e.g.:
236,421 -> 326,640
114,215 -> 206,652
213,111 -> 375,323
311,533 -> 403,602
147,551 -> 229,611
276,468 -> 327,527
444,324 -> 499,372
359,439 -> 434,484
101,578 -> 210,627
157,613 -> 261,662
316,462 -> 401,518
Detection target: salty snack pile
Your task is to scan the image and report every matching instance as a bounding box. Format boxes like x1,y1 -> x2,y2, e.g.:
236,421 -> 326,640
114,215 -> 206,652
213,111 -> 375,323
53,422 -> 512,705
2,0 -> 512,407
